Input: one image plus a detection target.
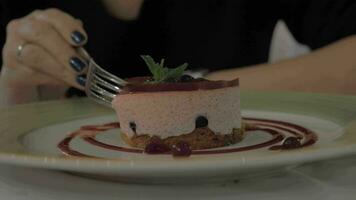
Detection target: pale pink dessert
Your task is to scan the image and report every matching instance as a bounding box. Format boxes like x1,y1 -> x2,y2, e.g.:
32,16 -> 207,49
112,77 -> 243,150
111,56 -> 243,151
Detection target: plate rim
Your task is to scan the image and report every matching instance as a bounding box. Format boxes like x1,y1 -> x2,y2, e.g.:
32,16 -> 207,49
1,92 -> 356,175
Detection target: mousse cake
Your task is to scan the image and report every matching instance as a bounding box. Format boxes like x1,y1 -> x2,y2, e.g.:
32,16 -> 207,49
112,56 -> 243,151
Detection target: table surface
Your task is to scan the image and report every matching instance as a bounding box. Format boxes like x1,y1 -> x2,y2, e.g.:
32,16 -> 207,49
0,154 -> 355,200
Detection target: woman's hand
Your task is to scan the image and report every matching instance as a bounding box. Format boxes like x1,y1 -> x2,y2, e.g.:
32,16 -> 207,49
1,8 -> 88,92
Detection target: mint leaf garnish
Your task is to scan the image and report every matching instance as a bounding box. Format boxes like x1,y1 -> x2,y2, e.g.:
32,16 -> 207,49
165,63 -> 188,80
141,55 -> 188,83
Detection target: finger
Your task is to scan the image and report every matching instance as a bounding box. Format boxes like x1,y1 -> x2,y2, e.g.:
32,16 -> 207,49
16,65 -> 76,89
4,18 -> 84,89
30,8 -> 87,46
15,18 -> 88,73
2,63 -> 64,87
15,43 -> 85,89
3,19 -> 23,69
4,25 -> 46,78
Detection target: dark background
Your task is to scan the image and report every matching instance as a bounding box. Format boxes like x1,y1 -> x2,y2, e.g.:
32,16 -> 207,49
1,0 -> 356,77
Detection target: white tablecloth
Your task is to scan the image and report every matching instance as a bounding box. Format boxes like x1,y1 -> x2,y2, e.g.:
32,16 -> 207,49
0,155 -> 356,200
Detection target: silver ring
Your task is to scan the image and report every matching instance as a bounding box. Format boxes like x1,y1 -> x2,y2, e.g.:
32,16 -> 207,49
16,43 -> 29,58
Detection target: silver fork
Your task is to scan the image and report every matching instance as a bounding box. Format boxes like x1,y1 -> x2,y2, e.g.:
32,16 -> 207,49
78,48 -> 128,107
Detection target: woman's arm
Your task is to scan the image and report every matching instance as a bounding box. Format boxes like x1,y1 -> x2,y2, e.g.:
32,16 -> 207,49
208,0 -> 356,94
0,69 -> 39,105
0,67 -> 69,106
207,35 -> 356,95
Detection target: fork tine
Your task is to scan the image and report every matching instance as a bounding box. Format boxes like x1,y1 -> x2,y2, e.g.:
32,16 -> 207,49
90,84 -> 116,99
82,50 -> 127,108
93,64 -> 127,86
86,66 -> 120,107
92,73 -> 121,93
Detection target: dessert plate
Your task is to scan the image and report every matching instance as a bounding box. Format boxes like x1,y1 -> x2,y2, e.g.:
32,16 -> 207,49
1,91 -> 356,183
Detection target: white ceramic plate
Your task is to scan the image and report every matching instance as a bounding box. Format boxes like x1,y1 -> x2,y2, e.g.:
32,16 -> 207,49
1,91 -> 356,183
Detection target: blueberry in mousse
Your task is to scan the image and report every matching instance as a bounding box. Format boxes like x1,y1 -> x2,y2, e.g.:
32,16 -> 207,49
112,55 -> 243,151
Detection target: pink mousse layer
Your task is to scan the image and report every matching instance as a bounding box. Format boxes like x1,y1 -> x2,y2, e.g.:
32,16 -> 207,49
112,84 -> 241,139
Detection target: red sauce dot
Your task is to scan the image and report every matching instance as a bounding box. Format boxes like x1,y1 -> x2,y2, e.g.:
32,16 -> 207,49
282,137 -> 301,149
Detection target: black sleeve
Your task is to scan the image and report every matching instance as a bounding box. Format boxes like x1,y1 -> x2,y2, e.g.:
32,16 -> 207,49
279,0 -> 356,49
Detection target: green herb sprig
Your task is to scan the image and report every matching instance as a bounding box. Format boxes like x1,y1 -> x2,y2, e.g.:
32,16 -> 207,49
141,55 -> 188,83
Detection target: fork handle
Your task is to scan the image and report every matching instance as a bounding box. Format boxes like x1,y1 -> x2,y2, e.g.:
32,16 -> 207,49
77,47 -> 92,61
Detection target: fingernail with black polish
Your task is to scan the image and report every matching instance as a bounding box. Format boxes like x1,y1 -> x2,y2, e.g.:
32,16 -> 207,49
71,31 -> 86,44
76,74 -> 86,86
70,57 -> 86,72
